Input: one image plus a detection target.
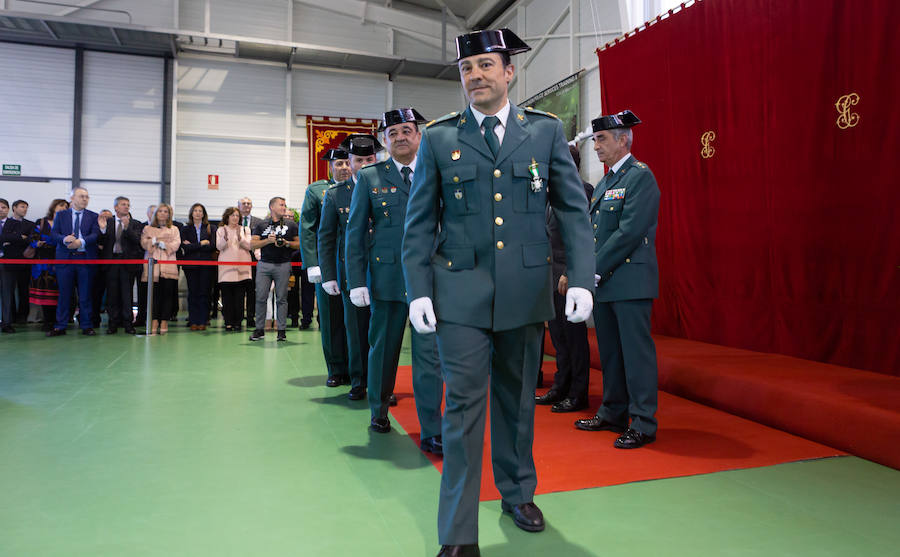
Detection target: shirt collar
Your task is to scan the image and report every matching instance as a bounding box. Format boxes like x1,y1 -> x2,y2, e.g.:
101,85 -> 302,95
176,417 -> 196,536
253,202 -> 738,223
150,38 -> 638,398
393,155 -> 418,176
470,100 -> 511,130
610,153 -> 632,174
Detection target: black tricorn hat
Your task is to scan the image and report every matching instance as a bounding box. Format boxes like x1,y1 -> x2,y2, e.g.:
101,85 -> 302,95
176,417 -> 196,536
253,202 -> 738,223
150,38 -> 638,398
378,108 -> 428,132
339,134 -> 384,157
455,28 -> 531,61
592,110 -> 642,132
320,148 -> 349,161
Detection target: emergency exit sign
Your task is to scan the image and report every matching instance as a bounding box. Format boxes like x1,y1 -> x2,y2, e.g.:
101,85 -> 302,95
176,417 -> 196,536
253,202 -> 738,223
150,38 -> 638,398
2,164 -> 21,176
208,174 -> 219,190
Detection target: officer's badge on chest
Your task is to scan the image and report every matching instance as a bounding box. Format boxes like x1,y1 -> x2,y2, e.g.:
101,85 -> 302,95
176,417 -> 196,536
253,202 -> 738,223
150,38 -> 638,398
604,188 -> 626,200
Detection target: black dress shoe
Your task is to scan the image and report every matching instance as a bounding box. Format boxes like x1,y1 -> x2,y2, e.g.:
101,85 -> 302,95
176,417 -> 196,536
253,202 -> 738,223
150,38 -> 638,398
277,330 -> 287,341
501,501 -> 545,532
46,328 -> 66,337
1,325 -> 15,334
420,435 -> 443,455
535,389 -> 564,405
574,416 -> 626,433
348,386 -> 366,400
124,326 -> 136,335
299,322 -> 311,330
389,393 -> 398,406
326,377 -> 341,387
369,417 -> 391,433
552,397 -> 588,413
614,428 -> 656,449
82,328 -> 97,336
436,544 -> 480,557
290,318 -> 299,328
107,327 -> 118,335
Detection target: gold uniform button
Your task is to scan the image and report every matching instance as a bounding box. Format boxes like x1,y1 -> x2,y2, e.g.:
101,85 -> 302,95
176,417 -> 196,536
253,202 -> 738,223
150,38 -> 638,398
593,224 -> 598,229
495,217 -> 503,226
376,257 -> 380,262
595,210 -> 600,215
546,256 -> 551,262
447,261 -> 452,267
625,258 -> 631,263
493,169 -> 501,178
494,193 -> 502,202
594,238 -> 598,243
609,206 -> 615,211
381,201 -> 387,206
496,241 -> 504,250
453,176 -> 460,183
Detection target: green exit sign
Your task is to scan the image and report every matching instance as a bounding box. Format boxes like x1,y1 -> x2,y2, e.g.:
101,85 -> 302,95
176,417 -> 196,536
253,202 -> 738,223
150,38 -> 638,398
2,164 -> 21,176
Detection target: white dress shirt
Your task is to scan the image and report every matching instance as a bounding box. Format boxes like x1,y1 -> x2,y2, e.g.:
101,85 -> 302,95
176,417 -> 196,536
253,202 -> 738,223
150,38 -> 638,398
393,155 -> 418,183
470,100 -> 511,145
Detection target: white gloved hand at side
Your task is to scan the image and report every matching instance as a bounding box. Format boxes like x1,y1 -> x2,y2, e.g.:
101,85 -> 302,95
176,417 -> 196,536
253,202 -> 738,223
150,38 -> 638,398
409,296 -> 437,334
350,287 -> 370,307
565,287 -> 593,323
594,274 -> 602,287
322,280 -> 340,296
307,266 -> 322,283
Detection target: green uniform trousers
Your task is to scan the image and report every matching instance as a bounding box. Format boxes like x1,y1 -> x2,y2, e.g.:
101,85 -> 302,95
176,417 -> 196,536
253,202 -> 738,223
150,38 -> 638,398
367,299 -> 443,439
434,321 -> 543,545
315,283 -> 348,378
341,289 -> 370,389
592,299 -> 658,436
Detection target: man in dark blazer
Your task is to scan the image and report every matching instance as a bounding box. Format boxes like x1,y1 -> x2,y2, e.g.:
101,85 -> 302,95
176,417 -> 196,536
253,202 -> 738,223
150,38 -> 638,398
238,197 -> 263,329
1,200 -> 35,333
401,29 -> 595,557
574,110 -> 661,450
48,187 -> 101,336
537,146 -> 594,412
98,196 -> 144,334
318,135 -> 380,400
345,108 -> 444,447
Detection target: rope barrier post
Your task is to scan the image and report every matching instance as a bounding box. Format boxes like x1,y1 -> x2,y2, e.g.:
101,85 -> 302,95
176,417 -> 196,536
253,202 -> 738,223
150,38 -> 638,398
144,258 -> 155,336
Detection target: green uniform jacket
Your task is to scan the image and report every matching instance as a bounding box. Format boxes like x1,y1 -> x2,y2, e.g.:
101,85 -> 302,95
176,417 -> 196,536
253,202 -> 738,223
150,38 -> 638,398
401,104 -> 594,332
318,180 -> 354,291
590,154 -> 660,302
346,158 -> 411,303
299,179 -> 333,268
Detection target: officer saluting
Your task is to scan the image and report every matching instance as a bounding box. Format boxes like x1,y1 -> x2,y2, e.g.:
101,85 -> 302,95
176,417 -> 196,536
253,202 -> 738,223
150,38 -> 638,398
575,111 -> 661,449
345,108 -> 444,447
318,135 -> 380,400
401,29 -> 595,557
301,148 -> 351,387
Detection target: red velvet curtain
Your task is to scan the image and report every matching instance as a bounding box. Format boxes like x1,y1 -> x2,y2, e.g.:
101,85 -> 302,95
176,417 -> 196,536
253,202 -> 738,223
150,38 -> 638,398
597,0 -> 900,375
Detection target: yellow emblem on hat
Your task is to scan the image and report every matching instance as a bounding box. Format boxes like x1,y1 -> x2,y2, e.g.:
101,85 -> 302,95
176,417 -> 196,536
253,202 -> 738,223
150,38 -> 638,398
451,150 -> 461,161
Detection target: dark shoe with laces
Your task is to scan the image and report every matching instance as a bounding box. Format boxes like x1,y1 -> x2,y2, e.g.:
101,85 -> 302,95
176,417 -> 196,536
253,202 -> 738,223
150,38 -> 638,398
535,389 -> 564,405
436,545 -> 480,557
348,386 -> 366,400
574,416 -> 626,433
46,328 -> 66,337
249,329 -> 265,341
551,397 -> 588,413
277,330 -> 287,341
82,328 -> 96,336
420,435 -> 443,456
614,428 -> 656,449
501,501 -> 545,532
369,417 -> 391,433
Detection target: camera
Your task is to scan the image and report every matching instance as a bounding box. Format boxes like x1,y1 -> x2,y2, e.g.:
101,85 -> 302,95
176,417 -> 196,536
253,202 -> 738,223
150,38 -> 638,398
274,235 -> 286,247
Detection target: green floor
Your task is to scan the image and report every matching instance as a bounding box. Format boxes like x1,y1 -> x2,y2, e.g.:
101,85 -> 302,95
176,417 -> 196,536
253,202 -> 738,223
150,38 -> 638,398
2,323 -> 899,556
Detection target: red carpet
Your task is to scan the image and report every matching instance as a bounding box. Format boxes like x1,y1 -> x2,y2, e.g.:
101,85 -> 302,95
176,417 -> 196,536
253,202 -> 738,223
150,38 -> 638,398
389,362 -> 844,501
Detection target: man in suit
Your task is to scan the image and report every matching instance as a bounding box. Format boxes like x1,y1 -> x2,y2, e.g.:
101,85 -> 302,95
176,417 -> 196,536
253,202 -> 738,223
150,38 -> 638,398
1,200 -> 35,332
48,186 -> 101,336
346,108 -> 444,447
91,209 -> 113,329
301,149 -> 351,386
0,198 -> 8,329
574,110 -> 661,450
536,146 -> 593,412
401,29 -> 595,557
318,136 -> 379,400
238,197 -> 263,329
98,196 -> 144,334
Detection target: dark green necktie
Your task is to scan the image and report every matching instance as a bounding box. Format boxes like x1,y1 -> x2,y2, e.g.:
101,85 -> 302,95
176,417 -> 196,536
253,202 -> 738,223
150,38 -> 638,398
400,166 -> 412,186
482,115 -> 501,158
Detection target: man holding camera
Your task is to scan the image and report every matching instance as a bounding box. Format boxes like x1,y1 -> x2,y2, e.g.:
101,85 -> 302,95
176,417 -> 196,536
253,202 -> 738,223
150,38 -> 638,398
249,196 -> 299,342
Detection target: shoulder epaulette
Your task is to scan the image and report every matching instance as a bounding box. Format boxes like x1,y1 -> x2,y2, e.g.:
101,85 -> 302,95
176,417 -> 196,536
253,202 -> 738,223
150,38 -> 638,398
426,111 -> 462,128
631,160 -> 648,169
524,106 -> 559,119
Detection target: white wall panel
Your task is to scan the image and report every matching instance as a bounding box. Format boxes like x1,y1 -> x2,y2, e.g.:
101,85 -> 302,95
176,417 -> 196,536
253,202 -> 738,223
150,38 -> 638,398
82,52 -> 163,182
391,76 -> 465,122
81,181 -> 161,219
293,3 -> 389,54
0,180 -> 72,225
175,137 -> 285,219
177,57 -> 287,138
179,0 -> 205,30
0,43 -> 73,178
212,0 -> 289,40
292,68 -> 387,120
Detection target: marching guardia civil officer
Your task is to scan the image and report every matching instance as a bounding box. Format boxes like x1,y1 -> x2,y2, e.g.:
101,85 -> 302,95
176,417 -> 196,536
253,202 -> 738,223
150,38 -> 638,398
574,111 -> 661,449
318,135 -> 379,400
401,29 -> 594,557
345,108 -> 444,450
301,148 -> 351,387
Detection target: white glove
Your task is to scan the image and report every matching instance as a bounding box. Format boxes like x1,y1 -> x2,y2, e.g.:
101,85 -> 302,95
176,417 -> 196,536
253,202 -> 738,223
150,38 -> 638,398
156,240 -> 166,250
322,280 -> 340,296
565,287 -> 593,323
594,274 -> 602,287
350,287 -> 370,307
409,296 -> 437,334
307,266 -> 322,283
